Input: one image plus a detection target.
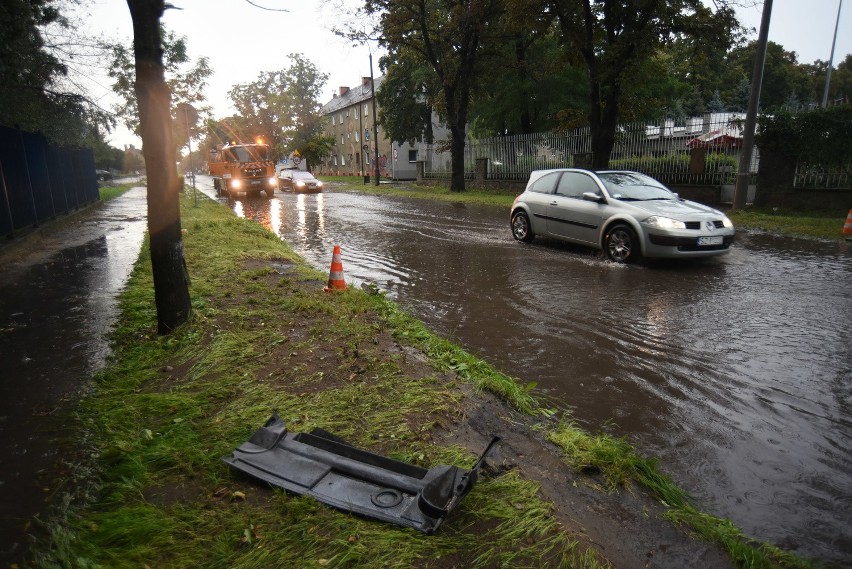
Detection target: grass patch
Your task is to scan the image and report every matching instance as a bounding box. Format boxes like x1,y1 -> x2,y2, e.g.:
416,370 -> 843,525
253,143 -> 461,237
98,181 -> 138,202
727,207 -> 847,240
320,177 -> 518,208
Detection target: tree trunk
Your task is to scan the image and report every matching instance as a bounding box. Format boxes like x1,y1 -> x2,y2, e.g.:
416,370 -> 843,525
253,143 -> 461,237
449,123 -> 467,192
588,80 -> 620,170
127,0 -> 191,334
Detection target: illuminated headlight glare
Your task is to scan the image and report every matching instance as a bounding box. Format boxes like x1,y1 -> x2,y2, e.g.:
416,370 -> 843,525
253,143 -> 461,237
268,177 -> 277,186
316,181 -> 323,188
230,179 -> 242,189
645,216 -> 685,230
721,215 -> 734,228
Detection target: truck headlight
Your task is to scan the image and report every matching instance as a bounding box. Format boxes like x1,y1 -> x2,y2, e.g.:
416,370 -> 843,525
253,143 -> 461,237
268,177 -> 277,186
230,179 -> 242,189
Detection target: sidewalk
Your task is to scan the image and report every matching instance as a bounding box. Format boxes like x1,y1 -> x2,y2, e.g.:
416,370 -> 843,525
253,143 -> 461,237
0,186 -> 148,564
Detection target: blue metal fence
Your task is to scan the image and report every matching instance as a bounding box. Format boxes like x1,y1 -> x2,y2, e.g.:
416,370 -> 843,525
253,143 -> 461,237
0,125 -> 98,239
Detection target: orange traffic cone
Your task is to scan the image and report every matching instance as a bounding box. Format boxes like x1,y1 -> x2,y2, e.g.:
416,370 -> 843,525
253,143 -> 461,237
844,209 -> 852,241
323,245 -> 346,291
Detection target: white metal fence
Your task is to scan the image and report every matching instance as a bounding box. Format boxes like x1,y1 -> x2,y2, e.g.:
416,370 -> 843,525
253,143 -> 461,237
421,115 -> 850,189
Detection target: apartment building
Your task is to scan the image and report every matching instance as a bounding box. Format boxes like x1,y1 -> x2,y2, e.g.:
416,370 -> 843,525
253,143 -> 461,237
317,76 -> 419,180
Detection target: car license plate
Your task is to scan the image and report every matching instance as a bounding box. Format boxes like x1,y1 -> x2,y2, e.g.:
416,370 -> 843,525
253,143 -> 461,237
698,236 -> 723,246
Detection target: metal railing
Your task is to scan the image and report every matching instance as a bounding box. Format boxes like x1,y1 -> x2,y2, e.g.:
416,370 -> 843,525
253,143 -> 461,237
422,114 -> 755,185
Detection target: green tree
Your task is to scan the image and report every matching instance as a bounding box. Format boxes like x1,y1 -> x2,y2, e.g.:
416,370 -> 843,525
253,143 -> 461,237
364,0 -> 505,191
108,26 -> 211,152
727,41 -> 811,109
226,54 -> 331,167
377,51 -> 436,145
468,24 -> 589,136
707,89 -> 726,113
547,0 -> 738,168
0,0 -> 113,144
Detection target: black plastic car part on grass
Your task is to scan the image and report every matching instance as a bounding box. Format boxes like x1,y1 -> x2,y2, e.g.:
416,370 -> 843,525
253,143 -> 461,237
223,413 -> 500,534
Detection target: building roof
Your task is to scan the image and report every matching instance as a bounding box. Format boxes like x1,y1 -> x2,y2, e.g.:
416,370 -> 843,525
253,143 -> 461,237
320,75 -> 385,115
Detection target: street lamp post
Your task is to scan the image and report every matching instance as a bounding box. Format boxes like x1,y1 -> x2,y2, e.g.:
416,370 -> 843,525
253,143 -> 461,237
822,0 -> 844,107
733,0 -> 772,211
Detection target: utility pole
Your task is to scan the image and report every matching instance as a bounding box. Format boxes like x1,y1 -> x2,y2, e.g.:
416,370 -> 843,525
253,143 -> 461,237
370,51 -> 379,186
822,0 -> 843,107
733,0 -> 772,211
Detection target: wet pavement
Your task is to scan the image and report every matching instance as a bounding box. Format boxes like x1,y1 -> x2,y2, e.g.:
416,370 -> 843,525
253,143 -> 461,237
0,185 -> 148,564
212,179 -> 851,567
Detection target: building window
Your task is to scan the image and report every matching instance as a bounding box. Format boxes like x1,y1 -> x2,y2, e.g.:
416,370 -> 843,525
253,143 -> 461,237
340,154 -> 345,166
355,107 -> 359,118
339,113 -> 343,123
408,149 -> 418,162
365,153 -> 371,165
333,155 -> 337,166
341,135 -> 344,145
355,131 -> 359,142
364,129 -> 370,141
332,115 -> 336,126
363,103 -> 369,116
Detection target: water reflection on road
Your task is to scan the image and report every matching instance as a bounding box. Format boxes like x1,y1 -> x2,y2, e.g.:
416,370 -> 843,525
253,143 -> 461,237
0,186 -> 148,563
210,180 -> 851,565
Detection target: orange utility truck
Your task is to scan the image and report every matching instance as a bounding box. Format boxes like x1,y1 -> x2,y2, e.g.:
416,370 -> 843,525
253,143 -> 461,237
208,141 -> 277,198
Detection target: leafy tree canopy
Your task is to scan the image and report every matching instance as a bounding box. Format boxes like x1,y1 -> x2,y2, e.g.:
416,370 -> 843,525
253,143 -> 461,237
108,25 -> 212,151
0,0 -> 114,145
210,54 -> 332,169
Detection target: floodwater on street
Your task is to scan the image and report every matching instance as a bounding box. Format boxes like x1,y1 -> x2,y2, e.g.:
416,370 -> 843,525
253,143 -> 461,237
0,186 -> 148,563
209,179 -> 851,566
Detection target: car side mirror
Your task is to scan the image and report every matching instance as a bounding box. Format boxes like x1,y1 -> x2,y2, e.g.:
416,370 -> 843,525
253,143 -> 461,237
582,192 -> 603,203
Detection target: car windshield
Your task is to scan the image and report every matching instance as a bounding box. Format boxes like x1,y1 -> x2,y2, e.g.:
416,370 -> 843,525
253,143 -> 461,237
597,172 -> 675,201
226,145 -> 269,163
292,171 -> 315,180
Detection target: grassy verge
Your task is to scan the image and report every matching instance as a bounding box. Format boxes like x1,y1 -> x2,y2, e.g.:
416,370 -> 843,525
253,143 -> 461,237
726,208 -> 847,240
98,181 -> 137,202
321,178 -> 847,241
35,191 -> 811,568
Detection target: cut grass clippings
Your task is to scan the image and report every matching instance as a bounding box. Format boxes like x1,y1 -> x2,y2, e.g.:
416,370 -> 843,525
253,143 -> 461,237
33,189 -> 812,568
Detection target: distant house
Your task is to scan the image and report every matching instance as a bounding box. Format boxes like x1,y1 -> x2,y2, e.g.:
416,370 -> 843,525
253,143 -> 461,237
317,76 -> 423,180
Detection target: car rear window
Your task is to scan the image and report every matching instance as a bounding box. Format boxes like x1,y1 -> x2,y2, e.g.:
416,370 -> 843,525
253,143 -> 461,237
528,172 -> 559,194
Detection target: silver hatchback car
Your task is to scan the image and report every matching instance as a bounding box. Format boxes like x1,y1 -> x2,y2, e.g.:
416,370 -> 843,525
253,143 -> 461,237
510,169 -> 735,263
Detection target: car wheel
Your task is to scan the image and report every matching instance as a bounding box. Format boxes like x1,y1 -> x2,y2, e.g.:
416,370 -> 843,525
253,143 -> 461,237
605,223 -> 640,263
511,210 -> 534,242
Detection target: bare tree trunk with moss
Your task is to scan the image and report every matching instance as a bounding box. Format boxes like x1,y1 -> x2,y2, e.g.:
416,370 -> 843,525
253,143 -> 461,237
127,0 -> 191,334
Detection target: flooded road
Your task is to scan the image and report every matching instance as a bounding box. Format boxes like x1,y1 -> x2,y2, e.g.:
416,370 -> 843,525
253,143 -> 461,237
0,186 -> 148,563
210,179 -> 851,566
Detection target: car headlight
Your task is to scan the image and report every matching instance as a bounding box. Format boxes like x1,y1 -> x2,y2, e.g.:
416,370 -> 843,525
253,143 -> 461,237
296,181 -> 306,187
721,215 -> 734,228
316,181 -> 323,188
644,216 -> 685,230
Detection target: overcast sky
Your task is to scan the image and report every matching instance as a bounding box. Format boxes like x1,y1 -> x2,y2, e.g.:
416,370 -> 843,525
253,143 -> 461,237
74,0 -> 850,149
